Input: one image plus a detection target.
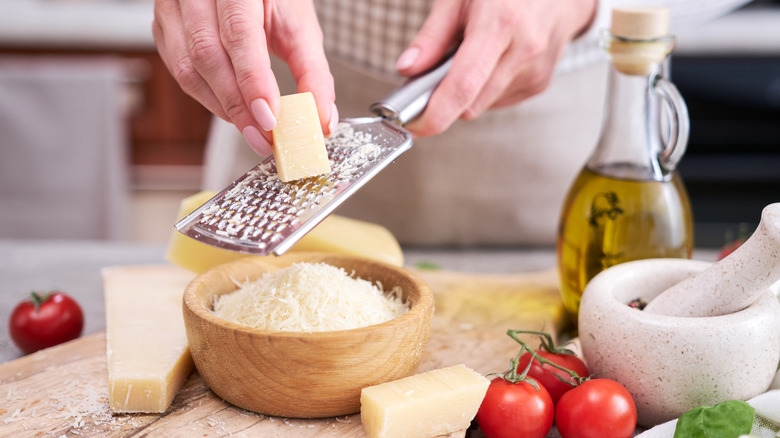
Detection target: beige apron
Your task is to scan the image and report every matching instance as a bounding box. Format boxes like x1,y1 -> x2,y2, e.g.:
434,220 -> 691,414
202,0 -> 609,246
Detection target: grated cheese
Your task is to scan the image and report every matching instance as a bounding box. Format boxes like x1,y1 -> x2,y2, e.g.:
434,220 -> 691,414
1,358 -> 144,434
212,262 -> 407,332
198,122 -> 383,243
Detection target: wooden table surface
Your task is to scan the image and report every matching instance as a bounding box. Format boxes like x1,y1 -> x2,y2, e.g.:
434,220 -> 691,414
0,240 -> 560,363
0,240 -> 575,437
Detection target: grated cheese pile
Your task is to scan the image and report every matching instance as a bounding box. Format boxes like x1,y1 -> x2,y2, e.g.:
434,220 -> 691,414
213,262 -> 407,332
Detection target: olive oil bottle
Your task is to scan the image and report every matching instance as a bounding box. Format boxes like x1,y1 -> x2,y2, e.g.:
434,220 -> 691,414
557,8 -> 694,321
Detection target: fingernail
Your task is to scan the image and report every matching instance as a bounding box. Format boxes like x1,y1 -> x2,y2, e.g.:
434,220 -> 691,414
395,47 -> 420,71
250,98 -> 276,131
328,102 -> 339,135
242,125 -> 273,157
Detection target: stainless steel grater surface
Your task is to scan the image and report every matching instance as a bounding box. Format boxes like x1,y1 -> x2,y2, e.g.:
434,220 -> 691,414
175,119 -> 410,255
175,55 -> 453,256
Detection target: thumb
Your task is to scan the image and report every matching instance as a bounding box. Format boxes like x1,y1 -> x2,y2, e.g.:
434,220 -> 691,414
267,0 -> 336,135
395,0 -> 463,76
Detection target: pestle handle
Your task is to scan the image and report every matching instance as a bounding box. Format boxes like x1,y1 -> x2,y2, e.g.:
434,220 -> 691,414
644,203 -> 780,317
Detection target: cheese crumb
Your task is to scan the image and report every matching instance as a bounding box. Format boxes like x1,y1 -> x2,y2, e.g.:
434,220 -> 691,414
213,262 -> 407,332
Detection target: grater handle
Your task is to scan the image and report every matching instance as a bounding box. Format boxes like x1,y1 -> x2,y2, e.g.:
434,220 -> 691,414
368,54 -> 454,126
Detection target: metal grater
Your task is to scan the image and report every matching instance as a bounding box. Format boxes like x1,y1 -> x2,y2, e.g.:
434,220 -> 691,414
175,55 -> 453,256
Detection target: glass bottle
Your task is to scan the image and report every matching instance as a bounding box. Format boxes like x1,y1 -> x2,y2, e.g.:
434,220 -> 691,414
556,8 -> 694,323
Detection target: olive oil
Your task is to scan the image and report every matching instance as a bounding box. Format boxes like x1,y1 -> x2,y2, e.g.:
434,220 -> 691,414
556,8 -> 694,323
556,166 -> 693,318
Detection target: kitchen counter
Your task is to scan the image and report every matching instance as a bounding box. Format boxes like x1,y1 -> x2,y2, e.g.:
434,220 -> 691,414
0,240 -> 572,438
0,239 -> 558,363
0,239 -> 728,438
0,239 -> 718,364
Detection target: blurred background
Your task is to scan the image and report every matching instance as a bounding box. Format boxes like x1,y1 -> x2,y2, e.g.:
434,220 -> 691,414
0,0 -> 777,247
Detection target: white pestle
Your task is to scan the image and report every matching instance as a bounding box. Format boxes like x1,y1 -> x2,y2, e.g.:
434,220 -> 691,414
644,202 -> 780,317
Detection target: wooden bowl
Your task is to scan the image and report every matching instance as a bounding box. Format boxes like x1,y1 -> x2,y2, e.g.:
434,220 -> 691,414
182,252 -> 434,418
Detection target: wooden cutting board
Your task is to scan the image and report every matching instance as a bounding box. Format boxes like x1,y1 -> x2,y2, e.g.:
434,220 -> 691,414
0,267 -> 566,437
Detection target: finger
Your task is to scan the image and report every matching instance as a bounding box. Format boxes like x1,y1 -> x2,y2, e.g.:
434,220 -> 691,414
461,43 -> 554,120
286,48 -> 337,136
395,0 -> 462,76
152,0 -> 228,120
466,3 -> 573,116
179,0 -> 275,155
407,11 -> 510,137
475,48 -> 560,115
243,124 -> 274,156
216,0 -> 280,131
459,52 -> 516,121
268,0 -> 337,135
179,0 -> 258,132
286,45 -> 337,136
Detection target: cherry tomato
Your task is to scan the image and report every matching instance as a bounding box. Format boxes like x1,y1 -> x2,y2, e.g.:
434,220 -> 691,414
9,291 -> 84,354
516,350 -> 589,405
556,379 -> 637,438
717,239 -> 744,260
717,224 -> 750,260
476,376 -> 554,438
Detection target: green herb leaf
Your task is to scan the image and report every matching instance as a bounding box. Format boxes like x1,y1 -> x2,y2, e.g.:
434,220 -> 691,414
414,261 -> 441,270
673,400 -> 755,438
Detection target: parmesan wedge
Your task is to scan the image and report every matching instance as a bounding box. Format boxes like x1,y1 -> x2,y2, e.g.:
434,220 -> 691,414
286,214 -> 404,267
272,92 -> 331,182
360,365 -> 490,438
103,265 -> 195,413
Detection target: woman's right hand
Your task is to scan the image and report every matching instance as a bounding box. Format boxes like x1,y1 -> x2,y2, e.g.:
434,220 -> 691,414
152,0 -> 337,156
396,0 -> 597,138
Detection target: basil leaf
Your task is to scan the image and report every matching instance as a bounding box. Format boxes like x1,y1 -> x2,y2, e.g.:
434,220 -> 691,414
673,400 -> 755,438
414,260 -> 441,270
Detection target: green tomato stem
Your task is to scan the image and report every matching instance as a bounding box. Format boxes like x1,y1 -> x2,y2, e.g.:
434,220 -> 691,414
30,292 -> 50,311
506,329 -> 584,386
499,344 -> 542,391
508,329 -> 577,356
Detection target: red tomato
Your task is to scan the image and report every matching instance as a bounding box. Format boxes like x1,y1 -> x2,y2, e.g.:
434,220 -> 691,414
717,239 -> 744,261
476,377 -> 554,438
556,379 -> 637,438
516,350 -> 589,405
9,291 -> 84,354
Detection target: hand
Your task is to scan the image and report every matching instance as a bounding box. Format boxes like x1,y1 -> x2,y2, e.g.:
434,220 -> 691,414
395,0 -> 597,137
152,0 -> 337,156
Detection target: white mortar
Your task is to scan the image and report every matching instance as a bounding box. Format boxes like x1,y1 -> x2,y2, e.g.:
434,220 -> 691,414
579,258 -> 780,427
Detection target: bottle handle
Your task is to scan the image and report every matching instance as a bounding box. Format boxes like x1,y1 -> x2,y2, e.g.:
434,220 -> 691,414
653,77 -> 690,172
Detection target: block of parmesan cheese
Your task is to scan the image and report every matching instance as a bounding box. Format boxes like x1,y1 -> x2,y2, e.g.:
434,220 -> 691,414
272,92 -> 331,182
166,191 -> 404,273
103,265 -> 196,413
284,214 -> 404,267
360,364 -> 490,438
165,190 -> 249,273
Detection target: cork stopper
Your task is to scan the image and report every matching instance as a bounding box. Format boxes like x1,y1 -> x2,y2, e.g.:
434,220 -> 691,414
607,7 -> 674,75
611,7 -> 670,40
